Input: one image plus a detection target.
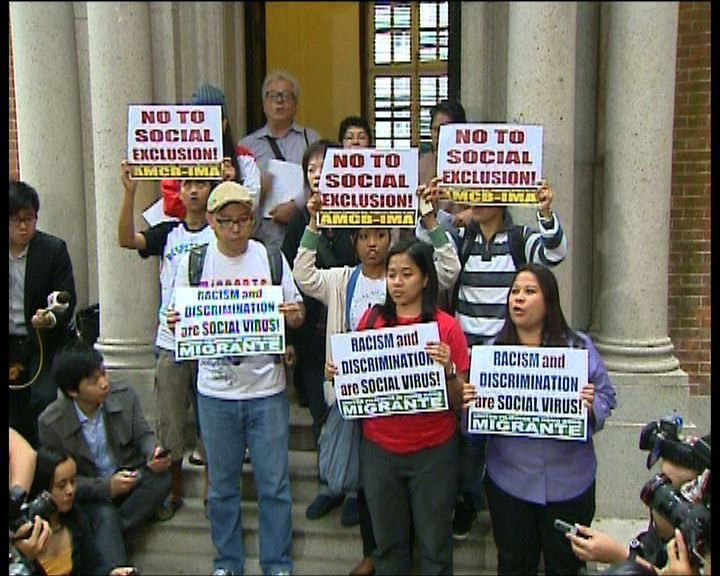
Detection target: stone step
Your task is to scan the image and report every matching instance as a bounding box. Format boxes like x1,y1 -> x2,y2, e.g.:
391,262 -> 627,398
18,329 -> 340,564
127,498 -> 496,573
129,549 -> 496,576
180,449 -> 321,503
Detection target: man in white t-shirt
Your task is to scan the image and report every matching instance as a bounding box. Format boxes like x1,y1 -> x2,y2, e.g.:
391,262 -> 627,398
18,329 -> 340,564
168,181 -> 305,576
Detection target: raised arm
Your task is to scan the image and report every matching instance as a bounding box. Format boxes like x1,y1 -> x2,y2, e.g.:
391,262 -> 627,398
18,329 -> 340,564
117,160 -> 147,251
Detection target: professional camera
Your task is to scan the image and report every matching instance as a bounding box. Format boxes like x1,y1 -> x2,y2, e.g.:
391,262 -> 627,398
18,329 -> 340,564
8,486 -> 57,536
640,473 -> 711,568
638,413 -> 711,471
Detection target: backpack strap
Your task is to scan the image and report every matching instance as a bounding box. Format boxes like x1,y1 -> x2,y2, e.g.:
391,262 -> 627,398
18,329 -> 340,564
264,135 -> 286,161
507,225 -> 527,269
450,222 -> 479,313
188,244 -> 209,287
344,265 -> 363,329
303,128 -> 309,147
363,304 -> 383,331
265,244 -> 284,286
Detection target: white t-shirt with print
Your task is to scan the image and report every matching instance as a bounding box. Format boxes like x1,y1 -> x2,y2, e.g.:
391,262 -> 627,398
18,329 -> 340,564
140,221 -> 215,350
172,238 -> 302,400
348,272 -> 387,331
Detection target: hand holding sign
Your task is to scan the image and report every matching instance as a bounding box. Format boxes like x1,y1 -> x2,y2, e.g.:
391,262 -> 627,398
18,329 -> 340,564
324,360 -> 338,382
306,193 -> 322,232
536,179 -> 554,219
279,301 -> 305,329
166,307 -> 181,333
120,160 -> 138,194
580,383 -> 594,411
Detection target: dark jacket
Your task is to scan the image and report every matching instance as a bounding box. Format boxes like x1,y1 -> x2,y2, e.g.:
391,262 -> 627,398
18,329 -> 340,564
23,230 -> 77,354
37,378 -> 158,502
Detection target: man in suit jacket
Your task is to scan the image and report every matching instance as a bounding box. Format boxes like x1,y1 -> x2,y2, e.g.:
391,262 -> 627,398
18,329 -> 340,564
38,340 -> 171,569
9,180 -> 77,447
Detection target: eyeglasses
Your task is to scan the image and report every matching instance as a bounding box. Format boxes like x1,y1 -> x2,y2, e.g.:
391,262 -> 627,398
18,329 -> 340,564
265,90 -> 295,103
215,216 -> 252,229
10,214 -> 37,226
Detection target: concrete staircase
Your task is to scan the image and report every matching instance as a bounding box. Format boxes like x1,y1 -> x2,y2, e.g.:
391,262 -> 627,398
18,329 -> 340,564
126,386 -> 499,575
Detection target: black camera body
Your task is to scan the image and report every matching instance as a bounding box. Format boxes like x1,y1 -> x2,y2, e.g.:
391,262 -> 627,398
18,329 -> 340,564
640,473 -> 710,566
8,486 -> 57,535
638,413 -> 710,471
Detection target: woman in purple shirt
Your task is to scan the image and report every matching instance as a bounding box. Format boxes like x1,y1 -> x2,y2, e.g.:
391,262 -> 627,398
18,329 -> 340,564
474,263 -> 617,575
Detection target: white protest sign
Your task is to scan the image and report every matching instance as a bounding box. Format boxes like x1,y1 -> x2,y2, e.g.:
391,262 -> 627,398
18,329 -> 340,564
330,322 -> 447,419
127,105 -> 223,180
436,123 -> 543,205
318,148 -> 419,228
142,198 -> 179,227
468,345 -> 588,441
263,159 -> 305,217
173,285 -> 285,360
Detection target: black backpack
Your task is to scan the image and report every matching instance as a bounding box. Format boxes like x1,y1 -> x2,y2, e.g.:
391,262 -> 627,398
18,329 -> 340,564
188,242 -> 284,287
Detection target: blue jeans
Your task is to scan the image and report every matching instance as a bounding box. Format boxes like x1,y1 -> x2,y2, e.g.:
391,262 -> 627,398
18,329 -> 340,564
198,390 -> 292,576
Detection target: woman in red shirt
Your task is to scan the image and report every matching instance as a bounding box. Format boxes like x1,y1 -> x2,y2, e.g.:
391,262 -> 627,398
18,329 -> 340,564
331,238 -> 471,574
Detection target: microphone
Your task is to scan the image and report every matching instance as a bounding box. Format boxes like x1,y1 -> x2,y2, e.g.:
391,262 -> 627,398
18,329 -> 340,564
44,291 -> 71,314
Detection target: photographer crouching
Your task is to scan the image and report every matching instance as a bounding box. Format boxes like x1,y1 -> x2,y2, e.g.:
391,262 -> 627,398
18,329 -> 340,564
564,414 -> 711,575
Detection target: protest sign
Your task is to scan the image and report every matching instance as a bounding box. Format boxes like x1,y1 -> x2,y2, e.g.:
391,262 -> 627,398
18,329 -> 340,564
173,285 -> 285,360
263,159 -> 304,217
330,322 -> 447,419
436,123 -> 543,205
127,105 -> 223,180
318,148 -> 418,228
467,345 -> 588,441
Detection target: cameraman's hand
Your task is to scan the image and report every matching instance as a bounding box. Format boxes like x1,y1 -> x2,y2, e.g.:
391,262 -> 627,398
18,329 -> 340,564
660,529 -> 697,575
110,470 -> 137,497
13,515 -> 51,561
567,523 -> 628,564
661,458 -> 698,489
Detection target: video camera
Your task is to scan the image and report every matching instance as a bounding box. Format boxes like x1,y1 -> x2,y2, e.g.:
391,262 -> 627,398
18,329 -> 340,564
640,472 -> 711,569
8,486 -> 57,536
638,413 -> 711,471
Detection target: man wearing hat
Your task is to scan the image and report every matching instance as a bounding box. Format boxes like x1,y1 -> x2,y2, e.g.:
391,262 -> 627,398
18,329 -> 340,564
166,181 -> 305,576
118,161 -> 216,520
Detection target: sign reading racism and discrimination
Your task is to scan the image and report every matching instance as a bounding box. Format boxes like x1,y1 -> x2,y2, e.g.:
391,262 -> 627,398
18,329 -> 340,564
318,148 -> 419,228
173,285 -> 285,360
330,322 -> 447,419
127,105 -> 223,180
467,345 -> 588,441
436,123 -> 543,205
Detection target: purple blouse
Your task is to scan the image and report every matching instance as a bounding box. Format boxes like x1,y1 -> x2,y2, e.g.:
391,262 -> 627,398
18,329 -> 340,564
485,332 -> 617,505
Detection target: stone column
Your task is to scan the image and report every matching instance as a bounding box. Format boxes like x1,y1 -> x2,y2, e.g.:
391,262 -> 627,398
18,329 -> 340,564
11,2 -> 89,307
593,3 -> 680,373
591,2 -> 687,519
505,2 -> 578,321
86,2 -> 158,407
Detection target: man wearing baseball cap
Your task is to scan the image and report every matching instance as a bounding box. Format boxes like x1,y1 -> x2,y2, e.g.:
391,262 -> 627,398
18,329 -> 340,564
166,181 -> 305,576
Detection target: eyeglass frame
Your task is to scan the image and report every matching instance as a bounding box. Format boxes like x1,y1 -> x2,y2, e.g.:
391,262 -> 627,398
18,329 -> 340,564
264,90 -> 296,103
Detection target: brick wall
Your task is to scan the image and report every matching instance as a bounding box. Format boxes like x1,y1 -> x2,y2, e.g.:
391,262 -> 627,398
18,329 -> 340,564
9,19 -> 19,180
668,1 -> 711,396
